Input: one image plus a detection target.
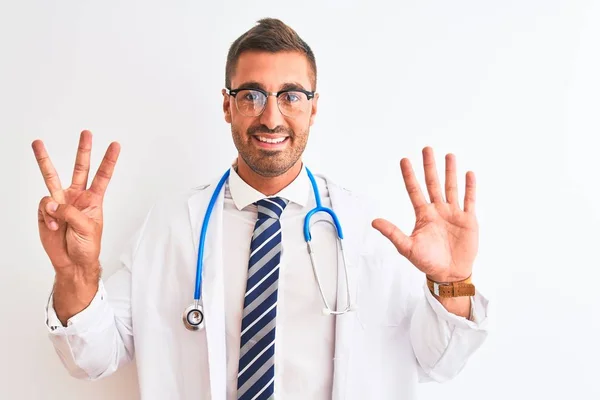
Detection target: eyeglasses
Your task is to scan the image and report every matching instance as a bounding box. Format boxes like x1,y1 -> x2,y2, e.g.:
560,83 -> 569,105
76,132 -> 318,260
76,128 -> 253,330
225,87 -> 315,118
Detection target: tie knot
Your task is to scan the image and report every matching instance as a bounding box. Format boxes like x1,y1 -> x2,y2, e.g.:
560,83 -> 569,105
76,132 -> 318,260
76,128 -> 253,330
256,197 -> 288,220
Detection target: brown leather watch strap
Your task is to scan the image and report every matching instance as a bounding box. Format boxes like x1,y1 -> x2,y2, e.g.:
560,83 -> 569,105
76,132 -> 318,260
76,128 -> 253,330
426,275 -> 475,298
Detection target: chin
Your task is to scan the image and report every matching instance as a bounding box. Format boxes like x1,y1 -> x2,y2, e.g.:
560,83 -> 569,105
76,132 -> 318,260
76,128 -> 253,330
248,159 -> 297,178
251,165 -> 289,178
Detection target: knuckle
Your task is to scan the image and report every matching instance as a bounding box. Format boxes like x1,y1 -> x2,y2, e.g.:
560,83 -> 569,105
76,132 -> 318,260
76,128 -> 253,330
96,169 -> 112,180
39,208 -> 52,223
39,196 -> 51,207
73,162 -> 89,173
37,208 -> 45,222
42,170 -> 56,181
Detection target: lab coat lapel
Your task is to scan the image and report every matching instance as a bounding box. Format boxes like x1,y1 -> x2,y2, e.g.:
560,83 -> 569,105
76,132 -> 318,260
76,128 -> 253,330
187,178 -> 227,400
325,178 -> 360,400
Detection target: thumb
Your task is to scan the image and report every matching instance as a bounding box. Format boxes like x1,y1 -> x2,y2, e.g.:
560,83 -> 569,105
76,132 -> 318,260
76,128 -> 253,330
372,218 -> 412,258
45,202 -> 92,233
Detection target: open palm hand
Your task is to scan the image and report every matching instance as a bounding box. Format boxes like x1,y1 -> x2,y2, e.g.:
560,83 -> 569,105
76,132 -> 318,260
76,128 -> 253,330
372,147 -> 478,282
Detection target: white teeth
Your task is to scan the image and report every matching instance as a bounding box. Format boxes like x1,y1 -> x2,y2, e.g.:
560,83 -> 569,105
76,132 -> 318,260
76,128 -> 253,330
257,136 -> 286,144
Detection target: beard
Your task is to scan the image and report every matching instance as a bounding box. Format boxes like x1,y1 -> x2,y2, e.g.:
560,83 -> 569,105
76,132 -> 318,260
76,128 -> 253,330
231,123 -> 309,178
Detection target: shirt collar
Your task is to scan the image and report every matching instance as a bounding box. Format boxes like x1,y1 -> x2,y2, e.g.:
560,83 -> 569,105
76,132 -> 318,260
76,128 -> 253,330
228,163 -> 311,211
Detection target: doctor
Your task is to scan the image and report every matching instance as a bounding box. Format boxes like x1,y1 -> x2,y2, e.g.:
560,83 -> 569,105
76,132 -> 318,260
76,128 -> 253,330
33,18 -> 488,400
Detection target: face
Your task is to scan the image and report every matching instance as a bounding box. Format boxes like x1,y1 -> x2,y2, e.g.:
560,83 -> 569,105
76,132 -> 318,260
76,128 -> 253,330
222,51 -> 319,177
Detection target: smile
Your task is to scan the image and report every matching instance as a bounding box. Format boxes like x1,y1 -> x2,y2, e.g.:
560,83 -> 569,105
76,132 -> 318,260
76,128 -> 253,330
252,136 -> 290,149
255,136 -> 287,144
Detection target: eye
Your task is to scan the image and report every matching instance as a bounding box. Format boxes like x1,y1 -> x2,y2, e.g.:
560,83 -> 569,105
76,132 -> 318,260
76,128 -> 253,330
282,92 -> 301,103
243,91 -> 261,101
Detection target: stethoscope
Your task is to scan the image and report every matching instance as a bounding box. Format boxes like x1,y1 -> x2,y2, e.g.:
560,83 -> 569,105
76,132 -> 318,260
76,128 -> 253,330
182,167 -> 354,331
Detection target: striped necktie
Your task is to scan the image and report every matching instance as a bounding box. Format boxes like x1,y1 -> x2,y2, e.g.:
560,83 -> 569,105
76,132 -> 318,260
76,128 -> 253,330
236,197 -> 288,400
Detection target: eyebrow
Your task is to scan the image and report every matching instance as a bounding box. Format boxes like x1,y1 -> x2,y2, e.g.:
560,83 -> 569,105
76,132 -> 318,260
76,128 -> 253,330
235,81 -> 311,92
280,82 -> 311,92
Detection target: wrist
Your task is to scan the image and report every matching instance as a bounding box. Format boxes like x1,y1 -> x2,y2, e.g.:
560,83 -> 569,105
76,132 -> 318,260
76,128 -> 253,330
54,261 -> 101,284
426,272 -> 471,283
435,295 -> 471,319
426,274 -> 475,298
53,262 -> 101,324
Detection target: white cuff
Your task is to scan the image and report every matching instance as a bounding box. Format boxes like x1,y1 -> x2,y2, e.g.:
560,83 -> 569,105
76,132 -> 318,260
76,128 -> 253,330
45,280 -> 107,335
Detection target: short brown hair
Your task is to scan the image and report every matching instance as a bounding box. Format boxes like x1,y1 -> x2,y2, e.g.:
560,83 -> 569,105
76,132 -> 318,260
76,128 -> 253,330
225,18 -> 317,90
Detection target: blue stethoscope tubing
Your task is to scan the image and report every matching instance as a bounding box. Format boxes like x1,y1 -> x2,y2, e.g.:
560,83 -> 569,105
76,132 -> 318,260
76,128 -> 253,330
194,169 -> 231,301
183,167 -> 353,331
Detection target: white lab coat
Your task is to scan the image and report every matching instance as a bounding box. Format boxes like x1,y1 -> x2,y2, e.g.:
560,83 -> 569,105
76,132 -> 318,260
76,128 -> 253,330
46,172 -> 489,400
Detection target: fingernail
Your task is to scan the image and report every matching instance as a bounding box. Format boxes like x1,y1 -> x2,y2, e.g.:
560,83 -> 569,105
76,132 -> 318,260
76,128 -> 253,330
49,221 -> 58,230
47,202 -> 58,213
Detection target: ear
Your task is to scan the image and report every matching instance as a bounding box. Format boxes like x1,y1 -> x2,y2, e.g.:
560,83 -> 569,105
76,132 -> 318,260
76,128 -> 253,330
222,89 -> 232,123
309,92 -> 319,127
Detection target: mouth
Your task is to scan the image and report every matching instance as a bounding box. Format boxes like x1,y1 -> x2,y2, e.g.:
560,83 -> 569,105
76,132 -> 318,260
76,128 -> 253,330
252,135 -> 290,150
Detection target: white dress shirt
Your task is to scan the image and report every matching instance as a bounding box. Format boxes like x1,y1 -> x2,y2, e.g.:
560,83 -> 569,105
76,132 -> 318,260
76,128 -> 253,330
222,166 -> 339,399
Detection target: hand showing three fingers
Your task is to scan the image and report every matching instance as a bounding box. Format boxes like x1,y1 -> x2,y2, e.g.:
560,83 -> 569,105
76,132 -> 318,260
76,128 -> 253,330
32,130 -> 120,278
372,147 -> 478,283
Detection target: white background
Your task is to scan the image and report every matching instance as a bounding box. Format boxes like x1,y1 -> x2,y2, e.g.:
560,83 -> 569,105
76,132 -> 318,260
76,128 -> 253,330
1,0 -> 599,399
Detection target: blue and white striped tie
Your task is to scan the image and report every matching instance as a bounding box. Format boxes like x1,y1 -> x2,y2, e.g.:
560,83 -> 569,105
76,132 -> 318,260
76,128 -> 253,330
237,197 -> 288,400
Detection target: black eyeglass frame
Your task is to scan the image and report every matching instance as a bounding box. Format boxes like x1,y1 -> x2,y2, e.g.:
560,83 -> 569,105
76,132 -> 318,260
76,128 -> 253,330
225,87 -> 316,101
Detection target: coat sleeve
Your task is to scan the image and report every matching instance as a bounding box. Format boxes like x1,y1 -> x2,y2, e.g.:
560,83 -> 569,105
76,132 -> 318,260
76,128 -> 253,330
409,276 -> 489,383
361,195 -> 489,383
375,244 -> 489,383
44,211 -> 151,380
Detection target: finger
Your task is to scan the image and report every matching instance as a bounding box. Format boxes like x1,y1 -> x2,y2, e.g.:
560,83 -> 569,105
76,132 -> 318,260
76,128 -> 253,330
445,153 -> 459,206
372,218 -> 413,259
422,147 -> 443,203
71,130 -> 93,191
89,142 -> 121,197
400,158 -> 427,209
464,171 -> 476,213
38,197 -> 59,231
46,201 -> 93,232
32,140 -> 65,203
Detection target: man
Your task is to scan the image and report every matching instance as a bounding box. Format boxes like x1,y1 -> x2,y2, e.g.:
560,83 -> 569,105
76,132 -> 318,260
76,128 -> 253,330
33,18 -> 488,400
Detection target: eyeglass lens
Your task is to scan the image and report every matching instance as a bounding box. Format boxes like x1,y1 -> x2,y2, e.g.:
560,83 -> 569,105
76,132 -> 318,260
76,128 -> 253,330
235,89 -> 309,117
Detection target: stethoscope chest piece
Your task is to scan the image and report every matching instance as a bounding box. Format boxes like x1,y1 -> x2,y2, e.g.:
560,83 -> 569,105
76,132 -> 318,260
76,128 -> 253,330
182,303 -> 205,331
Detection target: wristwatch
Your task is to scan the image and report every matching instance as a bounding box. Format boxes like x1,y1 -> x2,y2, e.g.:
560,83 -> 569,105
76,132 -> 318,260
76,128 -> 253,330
426,275 -> 475,298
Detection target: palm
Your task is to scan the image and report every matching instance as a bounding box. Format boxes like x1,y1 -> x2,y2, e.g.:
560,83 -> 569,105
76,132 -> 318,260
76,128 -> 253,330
406,202 -> 477,279
373,147 -> 478,282
33,131 -> 119,270
63,187 -> 103,220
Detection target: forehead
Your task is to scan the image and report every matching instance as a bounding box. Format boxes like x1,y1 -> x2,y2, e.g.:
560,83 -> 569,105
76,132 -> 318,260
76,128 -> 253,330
231,51 -> 312,90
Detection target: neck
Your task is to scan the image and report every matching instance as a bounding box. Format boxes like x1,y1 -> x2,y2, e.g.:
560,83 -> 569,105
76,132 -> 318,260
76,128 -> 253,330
236,157 -> 303,196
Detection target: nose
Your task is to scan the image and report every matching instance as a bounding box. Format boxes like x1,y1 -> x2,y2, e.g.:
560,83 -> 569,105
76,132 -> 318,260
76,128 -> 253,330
259,95 -> 285,130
